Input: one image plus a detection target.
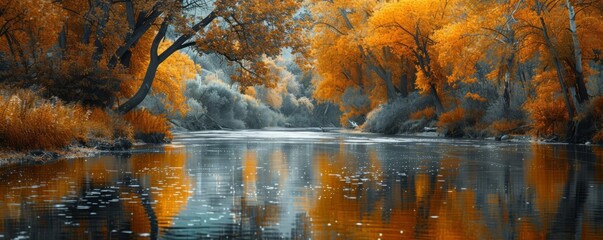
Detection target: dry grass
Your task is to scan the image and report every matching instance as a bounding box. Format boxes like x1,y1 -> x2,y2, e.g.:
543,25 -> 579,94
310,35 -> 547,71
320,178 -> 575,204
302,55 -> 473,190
82,107 -> 133,140
123,109 -> 172,142
0,90 -> 81,151
0,90 -> 136,151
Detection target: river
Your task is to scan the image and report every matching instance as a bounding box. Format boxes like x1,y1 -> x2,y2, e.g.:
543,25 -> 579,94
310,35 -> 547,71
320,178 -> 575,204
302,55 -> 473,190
0,129 -> 602,239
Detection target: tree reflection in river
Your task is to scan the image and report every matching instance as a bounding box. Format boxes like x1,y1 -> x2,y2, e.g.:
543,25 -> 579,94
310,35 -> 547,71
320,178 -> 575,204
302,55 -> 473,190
1,131 -> 603,239
0,147 -> 190,239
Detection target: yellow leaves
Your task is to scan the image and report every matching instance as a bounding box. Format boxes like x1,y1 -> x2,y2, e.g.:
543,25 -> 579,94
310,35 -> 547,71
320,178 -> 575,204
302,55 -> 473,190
414,69 -> 432,94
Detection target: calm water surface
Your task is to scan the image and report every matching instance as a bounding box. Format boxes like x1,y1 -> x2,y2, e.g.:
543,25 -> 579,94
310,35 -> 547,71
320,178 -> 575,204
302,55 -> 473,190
1,129 -> 603,239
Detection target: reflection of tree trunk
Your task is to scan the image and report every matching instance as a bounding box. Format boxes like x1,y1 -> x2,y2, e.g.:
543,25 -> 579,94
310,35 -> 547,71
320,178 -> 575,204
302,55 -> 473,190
138,186 -> 159,239
502,159 -> 517,240
124,175 -> 159,239
548,146 -> 590,239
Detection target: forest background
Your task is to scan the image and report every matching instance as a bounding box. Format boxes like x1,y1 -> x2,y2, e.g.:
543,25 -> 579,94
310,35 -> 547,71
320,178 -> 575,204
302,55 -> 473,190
0,0 -> 602,154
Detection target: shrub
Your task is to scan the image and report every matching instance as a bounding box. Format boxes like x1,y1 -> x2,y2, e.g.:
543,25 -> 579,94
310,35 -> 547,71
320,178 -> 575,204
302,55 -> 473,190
410,107 -> 436,121
490,119 -> 525,136
181,80 -> 287,130
362,93 -> 431,134
124,109 -> 172,143
524,96 -> 568,137
82,108 -> 134,141
436,107 -> 466,137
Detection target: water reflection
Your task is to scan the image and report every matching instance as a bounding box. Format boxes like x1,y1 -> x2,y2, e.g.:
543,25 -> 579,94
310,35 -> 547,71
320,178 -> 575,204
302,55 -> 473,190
0,130 -> 602,239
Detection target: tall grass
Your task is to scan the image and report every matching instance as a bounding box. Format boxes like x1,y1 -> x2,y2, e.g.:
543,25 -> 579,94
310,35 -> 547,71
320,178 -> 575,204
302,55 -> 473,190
0,90 -> 135,151
123,109 -> 172,142
0,91 -> 81,151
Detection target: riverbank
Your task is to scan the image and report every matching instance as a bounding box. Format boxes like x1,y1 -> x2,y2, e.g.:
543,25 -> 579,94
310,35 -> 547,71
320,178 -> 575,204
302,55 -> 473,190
0,137 -> 134,168
0,147 -> 98,168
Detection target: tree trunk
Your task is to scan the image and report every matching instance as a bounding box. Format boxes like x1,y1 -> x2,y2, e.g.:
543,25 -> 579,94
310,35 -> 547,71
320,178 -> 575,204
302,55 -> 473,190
400,74 -> 409,98
537,11 -> 576,140
92,0 -> 112,62
58,25 -> 67,53
383,70 -> 397,102
117,55 -> 159,114
566,0 -> 589,103
430,84 -> 445,114
369,62 -> 397,103
117,11 -> 217,114
503,70 -> 511,115
117,21 -> 167,114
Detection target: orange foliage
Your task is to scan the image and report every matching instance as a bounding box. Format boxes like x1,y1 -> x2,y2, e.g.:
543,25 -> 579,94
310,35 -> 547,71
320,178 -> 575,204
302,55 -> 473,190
524,70 -> 569,137
410,107 -> 437,121
436,108 -> 466,136
82,107 -> 134,140
123,109 -> 172,141
525,144 -> 569,230
0,90 -> 136,151
0,90 -> 83,151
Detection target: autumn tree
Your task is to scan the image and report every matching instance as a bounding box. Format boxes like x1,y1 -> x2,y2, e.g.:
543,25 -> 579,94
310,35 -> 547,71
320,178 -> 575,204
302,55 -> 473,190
307,0 -> 375,124
114,0 -> 304,114
367,0 -> 464,115
519,0 -> 602,140
433,0 -> 530,116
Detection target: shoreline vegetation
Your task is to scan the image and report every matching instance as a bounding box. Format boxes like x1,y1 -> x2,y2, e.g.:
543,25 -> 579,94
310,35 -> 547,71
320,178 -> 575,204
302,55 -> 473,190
0,122 -> 590,169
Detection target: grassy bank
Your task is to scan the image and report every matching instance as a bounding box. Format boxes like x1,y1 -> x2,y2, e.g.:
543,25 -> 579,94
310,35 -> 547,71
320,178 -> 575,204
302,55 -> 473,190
0,90 -> 174,166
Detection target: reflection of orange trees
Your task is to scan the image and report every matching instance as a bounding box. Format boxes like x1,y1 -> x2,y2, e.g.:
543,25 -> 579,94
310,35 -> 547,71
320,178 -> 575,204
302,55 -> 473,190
240,150 -> 284,228
308,149 -> 417,239
518,222 -> 546,240
242,151 -> 258,203
308,148 -> 493,239
592,147 -> 603,183
428,190 -> 491,240
417,157 -> 490,239
130,147 -> 191,231
0,148 -> 190,237
582,221 -> 603,240
525,144 -> 569,232
0,160 -> 77,219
